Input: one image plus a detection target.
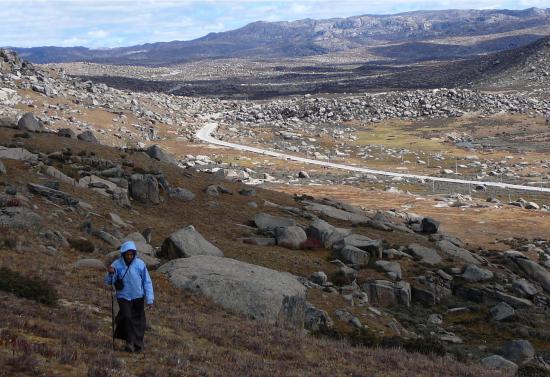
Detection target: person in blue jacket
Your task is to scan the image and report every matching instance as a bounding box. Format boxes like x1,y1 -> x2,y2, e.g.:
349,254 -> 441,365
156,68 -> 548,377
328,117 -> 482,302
105,240 -> 154,352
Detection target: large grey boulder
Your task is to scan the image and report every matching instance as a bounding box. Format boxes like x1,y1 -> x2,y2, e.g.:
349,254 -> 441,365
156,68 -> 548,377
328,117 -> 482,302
145,145 -> 176,163
0,146 -> 38,162
333,235 -> 385,259
129,174 -> 160,204
159,225 -> 223,259
253,213 -> 295,232
122,231 -> 155,256
406,243 -> 442,265
512,278 -> 538,297
274,226 -> 307,250
303,201 -> 368,223
77,130 -> 99,144
307,218 -> 351,248
515,258 -> 550,293
362,280 -> 411,307
159,255 -> 306,325
375,261 -> 402,280
0,207 -> 42,229
481,355 -> 518,374
17,112 -> 43,132
57,128 -> 76,139
340,245 -> 370,267
436,240 -> 482,265
502,339 -> 535,365
462,265 -> 494,282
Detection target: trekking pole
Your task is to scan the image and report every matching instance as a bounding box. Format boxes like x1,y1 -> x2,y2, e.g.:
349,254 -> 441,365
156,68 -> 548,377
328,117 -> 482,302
110,283 -> 115,351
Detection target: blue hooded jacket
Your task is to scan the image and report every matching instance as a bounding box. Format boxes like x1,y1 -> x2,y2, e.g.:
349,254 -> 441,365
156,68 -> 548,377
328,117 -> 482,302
104,241 -> 154,305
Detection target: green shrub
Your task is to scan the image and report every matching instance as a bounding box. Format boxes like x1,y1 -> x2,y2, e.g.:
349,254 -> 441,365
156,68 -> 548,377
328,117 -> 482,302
0,267 -> 57,305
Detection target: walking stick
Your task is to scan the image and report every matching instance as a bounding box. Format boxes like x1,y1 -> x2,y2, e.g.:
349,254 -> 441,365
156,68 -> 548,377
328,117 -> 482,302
111,283 -> 116,351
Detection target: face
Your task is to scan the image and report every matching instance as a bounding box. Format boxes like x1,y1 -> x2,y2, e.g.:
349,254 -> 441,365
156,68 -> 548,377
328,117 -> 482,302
123,250 -> 136,263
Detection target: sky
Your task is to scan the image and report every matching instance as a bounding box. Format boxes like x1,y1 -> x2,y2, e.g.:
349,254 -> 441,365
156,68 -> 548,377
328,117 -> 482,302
1,0 -> 548,48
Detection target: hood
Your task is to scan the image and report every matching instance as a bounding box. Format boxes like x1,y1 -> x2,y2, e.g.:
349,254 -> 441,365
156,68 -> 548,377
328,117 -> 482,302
119,240 -> 137,255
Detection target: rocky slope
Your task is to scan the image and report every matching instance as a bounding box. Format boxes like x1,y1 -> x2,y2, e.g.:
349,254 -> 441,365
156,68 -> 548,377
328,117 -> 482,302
1,48 -> 550,377
11,8 -> 550,65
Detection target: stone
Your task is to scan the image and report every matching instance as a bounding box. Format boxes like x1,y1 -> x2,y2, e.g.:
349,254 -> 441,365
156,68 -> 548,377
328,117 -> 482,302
412,275 -> 452,305
253,213 -> 296,232
0,146 -> 38,162
310,271 -> 328,285
274,226 -> 307,249
489,302 -> 515,321
73,259 -> 105,270
169,187 -> 195,201
363,280 -> 411,307
91,229 -> 120,247
304,201 -> 369,223
512,278 -> 538,297
0,207 -> 42,229
462,265 -> 494,282
406,243 -> 442,265
307,218 -> 351,248
375,261 -> 402,280
298,171 -> 310,179
436,240 -> 482,264
427,313 -> 443,325
57,128 -> 76,139
494,291 -> 533,308
43,166 -> 76,185
145,144 -> 176,163
0,160 -> 5,175
17,112 -> 43,132
332,235 -> 384,258
159,255 -> 306,325
109,213 -> 128,228
159,225 -> 224,259
339,245 -> 370,267
305,303 -> 333,331
27,183 -> 79,206
515,258 -> 550,293
238,188 -> 256,196
334,309 -> 362,328
129,174 -> 160,204
421,217 -> 439,234
77,130 -> 99,144
481,355 -> 518,374
501,339 -> 535,365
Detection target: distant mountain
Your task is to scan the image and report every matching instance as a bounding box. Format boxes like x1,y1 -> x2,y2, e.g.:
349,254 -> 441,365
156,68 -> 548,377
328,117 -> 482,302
10,8 -> 550,66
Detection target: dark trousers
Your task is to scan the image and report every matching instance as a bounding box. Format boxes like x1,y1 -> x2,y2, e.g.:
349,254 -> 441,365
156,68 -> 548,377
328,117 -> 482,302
115,297 -> 146,348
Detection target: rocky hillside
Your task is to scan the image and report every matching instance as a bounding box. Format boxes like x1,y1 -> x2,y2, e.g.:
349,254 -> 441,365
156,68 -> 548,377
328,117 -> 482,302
1,48 -> 550,377
11,8 -> 550,65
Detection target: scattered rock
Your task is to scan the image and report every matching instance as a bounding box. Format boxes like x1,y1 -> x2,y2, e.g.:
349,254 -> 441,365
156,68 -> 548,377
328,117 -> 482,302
253,212 -> 296,232
169,187 -> 195,201
159,225 -> 224,259
406,243 -> 442,265
481,355 -> 518,374
462,265 -> 494,282
77,130 -> 99,144
305,303 -> 333,331
0,207 -> 42,229
501,339 -> 535,365
17,112 -> 43,132
68,237 -> 95,253
129,174 -> 160,204
274,226 -> 307,250
490,302 -> 515,321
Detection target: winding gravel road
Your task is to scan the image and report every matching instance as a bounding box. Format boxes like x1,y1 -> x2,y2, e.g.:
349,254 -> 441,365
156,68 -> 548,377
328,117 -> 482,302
196,122 -> 550,193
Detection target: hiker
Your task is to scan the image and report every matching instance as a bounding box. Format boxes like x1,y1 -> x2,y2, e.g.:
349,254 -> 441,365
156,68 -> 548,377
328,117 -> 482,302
105,240 -> 154,353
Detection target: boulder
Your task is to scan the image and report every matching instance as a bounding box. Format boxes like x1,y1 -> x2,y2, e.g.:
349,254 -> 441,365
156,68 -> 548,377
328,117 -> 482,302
0,207 -> 42,229
0,146 -> 38,162
68,237 -> 95,253
274,226 -> 307,250
145,145 -> 176,163
169,187 -> 195,202
121,231 -> 155,256
0,160 -> 5,175
462,265 -> 494,282
512,278 -> 538,297
17,112 -> 43,132
304,303 -> 333,331
501,339 -> 535,365
489,302 -> 515,321
129,174 -> 160,204
307,218 -> 351,248
57,128 -> 76,139
27,183 -> 79,206
481,355 -> 518,374
303,201 -> 368,223
159,255 -> 306,325
421,217 -> 439,234
159,225 -> 223,259
339,245 -> 370,267
362,280 -> 411,307
406,243 -> 442,265
77,130 -> 99,144
515,258 -> 550,293
310,271 -> 328,285
436,240 -> 481,265
374,261 -> 402,280
253,213 -> 295,232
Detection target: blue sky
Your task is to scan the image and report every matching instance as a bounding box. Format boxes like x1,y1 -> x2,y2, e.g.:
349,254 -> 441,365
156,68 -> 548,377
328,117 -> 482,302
1,0 -> 548,48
